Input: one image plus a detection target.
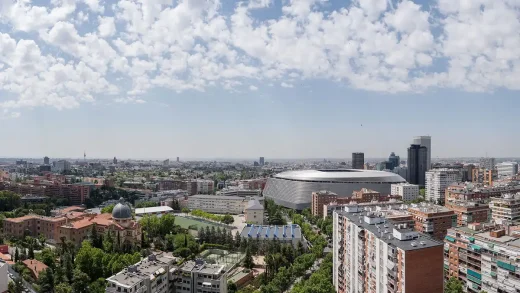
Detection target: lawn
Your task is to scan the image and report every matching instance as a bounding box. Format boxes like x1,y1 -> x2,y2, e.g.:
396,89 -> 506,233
175,216 -> 218,230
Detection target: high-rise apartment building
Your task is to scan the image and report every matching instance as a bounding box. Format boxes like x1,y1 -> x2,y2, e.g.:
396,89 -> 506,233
333,209 -> 444,293
259,157 -> 265,166
413,136 -> 431,170
43,156 -> 50,165
351,152 -> 364,169
425,169 -> 462,204
496,162 -> 519,179
407,203 -> 456,240
472,168 -> 494,186
52,160 -> 71,173
391,183 -> 419,201
407,144 -> 428,186
312,191 -> 338,218
444,201 -> 490,226
445,224 -> 520,293
479,157 -> 496,171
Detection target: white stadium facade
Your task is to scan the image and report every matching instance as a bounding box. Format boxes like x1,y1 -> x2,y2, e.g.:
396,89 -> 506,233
263,169 -> 406,210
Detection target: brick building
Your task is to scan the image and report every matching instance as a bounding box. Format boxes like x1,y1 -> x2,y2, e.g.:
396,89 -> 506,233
408,203 -> 456,240
445,182 -> 520,202
311,191 -> 338,218
3,215 -> 67,243
444,201 -> 490,226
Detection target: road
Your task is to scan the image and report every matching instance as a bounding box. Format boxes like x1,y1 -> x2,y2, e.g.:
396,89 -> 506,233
8,265 -> 37,293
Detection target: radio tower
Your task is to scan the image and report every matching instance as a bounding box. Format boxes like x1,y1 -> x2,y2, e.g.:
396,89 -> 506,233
84,151 -> 86,161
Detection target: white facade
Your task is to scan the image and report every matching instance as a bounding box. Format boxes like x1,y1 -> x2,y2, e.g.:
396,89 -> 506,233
391,183 -> 419,201
244,199 -> 264,225
52,160 -> 71,173
188,195 -> 246,214
425,169 -> 461,204
496,162 -> 519,179
489,193 -> 520,225
413,136 -> 431,170
195,180 -> 214,194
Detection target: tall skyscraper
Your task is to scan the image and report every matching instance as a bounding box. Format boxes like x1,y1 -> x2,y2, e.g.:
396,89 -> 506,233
176,157 -> 180,162
352,152 -> 364,169
113,157 -> 117,164
259,157 -> 265,166
407,144 -> 428,186
43,156 -> 50,165
388,152 -> 400,170
413,136 -> 431,170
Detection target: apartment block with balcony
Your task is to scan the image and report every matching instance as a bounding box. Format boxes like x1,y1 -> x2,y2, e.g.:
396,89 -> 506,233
426,169 -> 462,204
489,193 -> 520,225
106,252 -> 177,293
445,182 -> 520,202
444,224 -> 520,293
312,190 -> 338,218
187,195 -> 252,214
445,201 -> 490,227
391,183 -> 420,201
333,208 -> 444,293
408,203 -> 456,240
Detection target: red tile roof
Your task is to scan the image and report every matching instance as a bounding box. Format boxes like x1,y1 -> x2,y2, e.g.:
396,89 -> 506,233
22,259 -> 48,279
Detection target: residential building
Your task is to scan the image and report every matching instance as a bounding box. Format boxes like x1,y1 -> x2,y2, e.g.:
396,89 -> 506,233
489,193 -> 520,225
496,162 -> 519,179
106,252 -> 177,293
259,157 -> 265,166
413,136 -> 431,170
479,157 -> 496,171
323,200 -> 404,219
158,180 -> 185,191
408,203 -> 456,240
444,224 -> 520,293
333,208 -> 444,293
52,160 -> 71,173
445,182 -> 520,202
0,261 -> 7,293
3,215 -> 67,242
407,144 -> 428,186
312,190 -> 401,219
472,168 -> 494,186
187,195 -> 247,214
425,169 -> 462,204
444,201 -> 490,226
244,198 -> 264,225
312,191 -> 338,218
186,180 -> 214,195
43,156 -> 50,165
173,259 -> 228,293
240,224 -> 305,247
391,183 -> 419,201
351,152 -> 364,170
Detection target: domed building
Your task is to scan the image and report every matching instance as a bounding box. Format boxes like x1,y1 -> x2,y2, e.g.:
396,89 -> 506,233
59,198 -> 141,248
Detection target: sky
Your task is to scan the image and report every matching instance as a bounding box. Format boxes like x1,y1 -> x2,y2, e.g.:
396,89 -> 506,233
0,0 -> 520,159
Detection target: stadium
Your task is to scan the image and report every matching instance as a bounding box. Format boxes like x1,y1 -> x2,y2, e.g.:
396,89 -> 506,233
263,169 -> 406,210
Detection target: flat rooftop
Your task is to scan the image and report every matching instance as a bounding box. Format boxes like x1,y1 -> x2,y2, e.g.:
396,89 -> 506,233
179,260 -> 225,275
107,252 -> 176,288
135,206 -> 173,214
337,210 -> 443,251
190,194 -> 244,200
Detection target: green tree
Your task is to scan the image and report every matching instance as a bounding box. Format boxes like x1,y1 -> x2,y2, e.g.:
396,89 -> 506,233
55,283 -> 72,293
28,244 -> 35,259
158,214 -> 176,237
38,248 -> 56,269
14,247 -> 19,263
228,281 -> 238,293
445,277 -> 464,293
90,224 -> 102,249
89,278 -> 107,293
101,205 -> 115,214
72,270 -> 90,293
8,276 -> 24,293
221,214 -> 234,225
198,227 -> 206,243
38,267 -> 55,293
243,248 -> 254,269
234,231 -> 241,249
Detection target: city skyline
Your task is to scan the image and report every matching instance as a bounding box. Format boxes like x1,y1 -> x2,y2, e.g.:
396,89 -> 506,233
1,0 -> 520,158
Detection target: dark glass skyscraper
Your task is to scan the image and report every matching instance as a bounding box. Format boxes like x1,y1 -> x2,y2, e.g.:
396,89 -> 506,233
388,152 -> 400,170
352,152 -> 364,169
407,144 -> 428,186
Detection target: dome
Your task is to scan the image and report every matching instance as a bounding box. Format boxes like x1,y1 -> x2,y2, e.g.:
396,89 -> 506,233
112,198 -> 132,219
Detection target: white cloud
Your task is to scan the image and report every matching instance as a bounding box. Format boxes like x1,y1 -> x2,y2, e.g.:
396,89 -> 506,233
98,16 -> 116,38
1,0 -> 520,115
115,96 -> 146,104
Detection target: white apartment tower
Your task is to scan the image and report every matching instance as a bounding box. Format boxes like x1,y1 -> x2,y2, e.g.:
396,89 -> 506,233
425,169 -> 461,204
496,162 -> 519,179
413,136 -> 431,170
391,183 -> 420,201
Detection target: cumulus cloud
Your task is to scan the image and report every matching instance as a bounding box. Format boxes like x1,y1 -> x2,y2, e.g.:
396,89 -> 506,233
1,0 -> 520,117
